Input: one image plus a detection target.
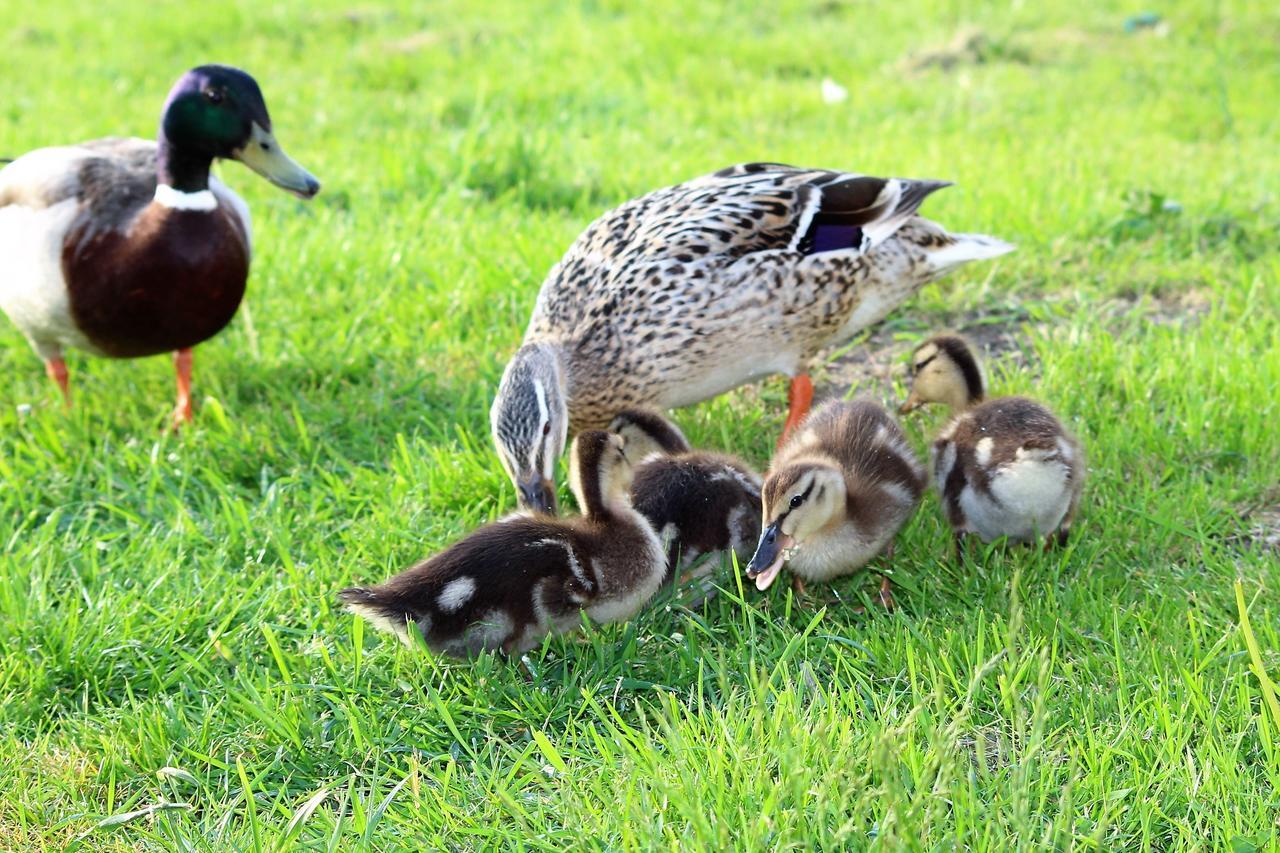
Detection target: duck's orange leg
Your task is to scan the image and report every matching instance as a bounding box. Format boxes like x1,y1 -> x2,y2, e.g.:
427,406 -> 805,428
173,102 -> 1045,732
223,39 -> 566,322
44,357 -> 71,408
778,373 -> 813,447
172,348 -> 194,428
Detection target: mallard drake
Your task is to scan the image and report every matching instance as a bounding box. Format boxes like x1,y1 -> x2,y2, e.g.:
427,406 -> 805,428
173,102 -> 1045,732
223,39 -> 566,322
744,398 -> 924,609
490,162 -> 1012,512
608,408 -> 762,587
0,64 -> 319,426
900,334 -> 1084,555
338,430 -> 666,658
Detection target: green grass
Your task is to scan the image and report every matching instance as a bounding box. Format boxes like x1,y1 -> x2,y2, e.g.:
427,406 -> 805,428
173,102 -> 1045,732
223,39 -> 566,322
2,0 -> 1279,848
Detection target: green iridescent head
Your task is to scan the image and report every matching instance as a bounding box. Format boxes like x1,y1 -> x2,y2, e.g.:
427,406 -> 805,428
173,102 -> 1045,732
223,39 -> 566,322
158,64 -> 319,198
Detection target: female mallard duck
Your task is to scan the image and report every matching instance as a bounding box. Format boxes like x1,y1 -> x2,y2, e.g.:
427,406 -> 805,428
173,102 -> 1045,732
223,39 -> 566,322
338,430 -> 666,658
608,408 -> 762,587
744,398 -> 924,609
899,334 -> 1084,555
0,64 -> 319,426
490,162 -> 1012,512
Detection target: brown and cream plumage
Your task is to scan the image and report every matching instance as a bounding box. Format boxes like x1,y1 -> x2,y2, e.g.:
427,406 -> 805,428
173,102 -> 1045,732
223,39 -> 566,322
608,408 -> 762,587
490,162 -> 1012,512
900,335 -> 1085,555
745,398 -> 925,607
338,431 -> 666,658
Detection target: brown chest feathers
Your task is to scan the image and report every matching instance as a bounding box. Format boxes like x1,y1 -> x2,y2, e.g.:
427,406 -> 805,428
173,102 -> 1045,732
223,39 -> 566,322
62,203 -> 250,357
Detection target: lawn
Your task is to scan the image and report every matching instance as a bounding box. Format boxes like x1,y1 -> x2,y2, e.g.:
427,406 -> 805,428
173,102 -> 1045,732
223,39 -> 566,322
1,0 -> 1278,848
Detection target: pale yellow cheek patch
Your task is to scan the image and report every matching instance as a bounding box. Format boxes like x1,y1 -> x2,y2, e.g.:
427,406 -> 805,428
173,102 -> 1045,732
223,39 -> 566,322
914,343 -> 940,365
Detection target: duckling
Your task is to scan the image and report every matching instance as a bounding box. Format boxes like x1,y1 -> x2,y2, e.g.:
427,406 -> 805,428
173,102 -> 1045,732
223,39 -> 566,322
899,334 -> 1085,555
490,162 -> 1013,512
338,431 -> 666,658
745,398 -> 925,607
608,408 -> 762,586
0,65 -> 320,426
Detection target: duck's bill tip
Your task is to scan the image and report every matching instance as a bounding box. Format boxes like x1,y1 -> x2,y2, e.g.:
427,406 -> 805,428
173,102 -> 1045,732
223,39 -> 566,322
281,175 -> 321,199
751,554 -> 786,591
233,124 -> 321,200
517,476 -> 558,515
744,524 -> 792,592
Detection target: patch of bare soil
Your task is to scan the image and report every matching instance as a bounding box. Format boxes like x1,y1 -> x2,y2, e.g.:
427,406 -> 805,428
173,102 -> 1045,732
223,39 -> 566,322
1103,288 -> 1213,327
900,27 -> 1033,75
1233,490 -> 1280,554
815,288 -> 1213,403
815,304 -> 1040,402
384,30 -> 442,53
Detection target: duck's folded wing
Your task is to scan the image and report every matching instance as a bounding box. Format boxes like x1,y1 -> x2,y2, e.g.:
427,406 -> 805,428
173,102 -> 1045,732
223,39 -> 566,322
0,147 -> 83,210
1,137 -> 156,223
66,138 -> 157,224
679,163 -> 950,257
560,162 -> 952,270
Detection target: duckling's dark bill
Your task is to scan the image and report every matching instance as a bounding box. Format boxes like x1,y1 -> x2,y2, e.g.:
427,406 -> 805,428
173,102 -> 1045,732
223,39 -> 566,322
745,522 -> 792,591
518,475 -> 557,515
897,393 -> 923,415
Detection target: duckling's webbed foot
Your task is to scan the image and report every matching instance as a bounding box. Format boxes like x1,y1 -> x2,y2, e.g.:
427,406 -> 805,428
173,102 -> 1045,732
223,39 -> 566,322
44,356 -> 71,408
852,574 -> 896,614
790,575 -> 807,599
1046,527 -> 1071,550
778,373 -> 814,447
875,574 -> 896,612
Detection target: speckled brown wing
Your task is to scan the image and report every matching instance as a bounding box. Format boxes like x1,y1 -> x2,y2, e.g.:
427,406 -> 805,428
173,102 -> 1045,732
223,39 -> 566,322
525,163 -> 945,341
72,138 -> 159,230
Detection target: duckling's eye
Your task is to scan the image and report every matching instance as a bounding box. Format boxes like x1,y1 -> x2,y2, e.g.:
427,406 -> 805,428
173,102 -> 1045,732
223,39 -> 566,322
913,354 -> 937,375
541,422 -> 551,437
204,89 -> 224,105
789,494 -> 804,509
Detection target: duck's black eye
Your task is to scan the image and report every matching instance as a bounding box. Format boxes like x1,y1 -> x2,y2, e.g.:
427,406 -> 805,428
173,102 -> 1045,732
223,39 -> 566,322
789,494 -> 804,509
260,141 -> 271,151
542,422 -> 551,436
204,89 -> 224,105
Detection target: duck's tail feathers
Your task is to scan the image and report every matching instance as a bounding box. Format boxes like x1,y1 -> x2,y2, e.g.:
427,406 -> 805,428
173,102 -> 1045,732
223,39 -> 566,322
338,586 -> 424,642
926,232 -> 1015,276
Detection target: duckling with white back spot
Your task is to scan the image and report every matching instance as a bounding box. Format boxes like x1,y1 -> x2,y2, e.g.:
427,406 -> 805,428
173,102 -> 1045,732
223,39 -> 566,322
900,334 -> 1085,556
339,431 -> 666,657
